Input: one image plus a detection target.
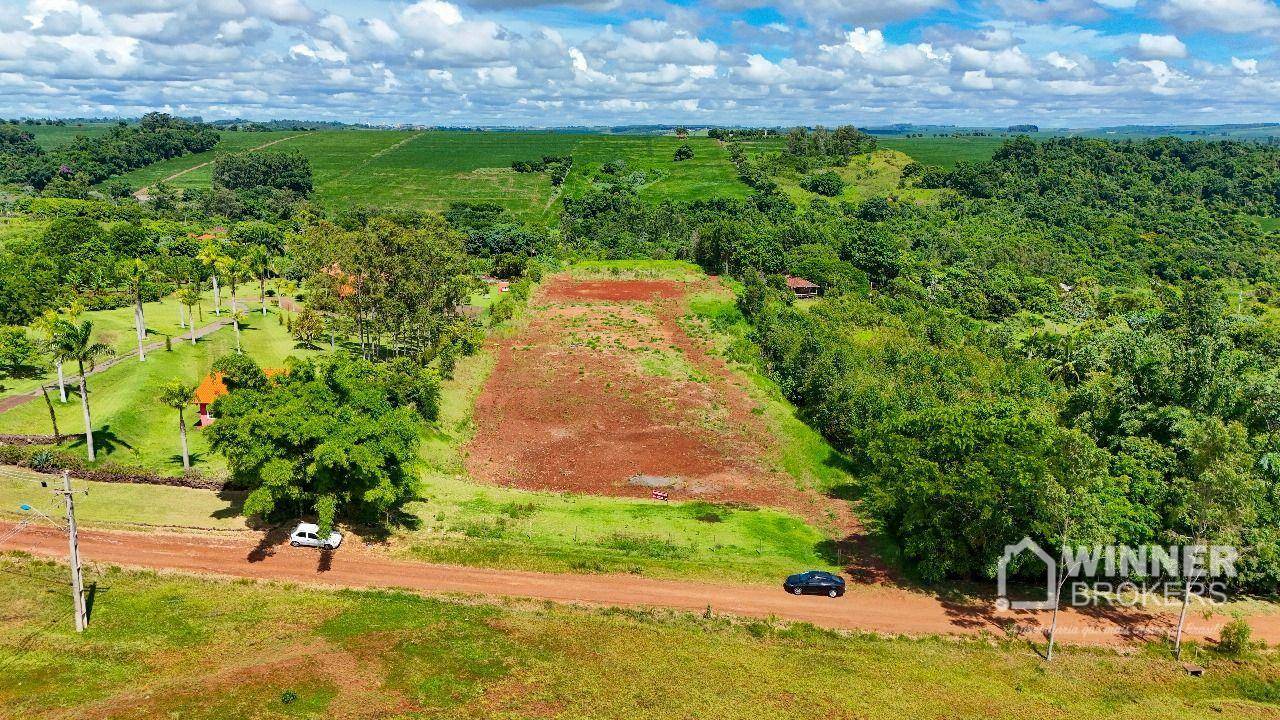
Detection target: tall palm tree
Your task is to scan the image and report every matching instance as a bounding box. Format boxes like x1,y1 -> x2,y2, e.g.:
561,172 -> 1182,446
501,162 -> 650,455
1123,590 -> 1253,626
197,242 -> 229,317
159,379 -> 197,470
179,286 -> 202,345
118,258 -> 154,362
52,319 -> 114,461
248,246 -> 272,317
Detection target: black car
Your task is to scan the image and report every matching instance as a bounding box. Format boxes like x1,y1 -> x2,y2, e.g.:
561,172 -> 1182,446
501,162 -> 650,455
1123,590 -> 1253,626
783,570 -> 845,598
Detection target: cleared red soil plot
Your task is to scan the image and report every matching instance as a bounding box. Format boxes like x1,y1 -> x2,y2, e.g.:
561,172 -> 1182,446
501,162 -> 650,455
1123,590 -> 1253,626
466,274 -> 846,526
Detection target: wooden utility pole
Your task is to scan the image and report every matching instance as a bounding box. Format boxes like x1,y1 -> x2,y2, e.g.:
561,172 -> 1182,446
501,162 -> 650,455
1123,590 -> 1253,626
54,471 -> 87,632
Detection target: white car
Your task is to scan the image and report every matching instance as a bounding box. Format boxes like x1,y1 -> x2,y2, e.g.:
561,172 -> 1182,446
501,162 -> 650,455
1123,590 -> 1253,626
289,523 -> 343,550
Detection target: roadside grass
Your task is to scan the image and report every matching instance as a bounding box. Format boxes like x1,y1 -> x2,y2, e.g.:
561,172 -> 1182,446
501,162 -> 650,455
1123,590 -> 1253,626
0,308 -> 317,475
0,466 -> 246,531
3,557 -> 1278,719
875,134 -> 1007,167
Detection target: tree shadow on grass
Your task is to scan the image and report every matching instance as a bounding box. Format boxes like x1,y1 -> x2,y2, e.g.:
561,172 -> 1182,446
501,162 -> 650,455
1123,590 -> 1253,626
211,489 -> 246,520
346,506 -> 423,545
65,425 -> 134,456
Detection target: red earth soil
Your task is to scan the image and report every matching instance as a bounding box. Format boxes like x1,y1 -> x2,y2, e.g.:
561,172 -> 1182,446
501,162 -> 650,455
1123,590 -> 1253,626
3,522 -> 1271,650
466,275 -> 852,530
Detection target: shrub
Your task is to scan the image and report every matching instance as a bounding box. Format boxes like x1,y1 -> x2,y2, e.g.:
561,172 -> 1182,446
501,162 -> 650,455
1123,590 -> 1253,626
1218,617 -> 1253,656
800,170 -> 846,197
674,144 -> 694,162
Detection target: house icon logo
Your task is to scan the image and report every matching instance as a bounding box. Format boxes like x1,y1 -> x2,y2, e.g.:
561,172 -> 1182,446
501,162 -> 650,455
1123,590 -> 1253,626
996,537 -> 1056,611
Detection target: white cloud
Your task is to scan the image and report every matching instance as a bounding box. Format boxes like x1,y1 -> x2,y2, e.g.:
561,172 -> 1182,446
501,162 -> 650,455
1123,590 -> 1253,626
1135,33 -> 1187,59
1232,56 -> 1260,74
1157,0 -> 1280,33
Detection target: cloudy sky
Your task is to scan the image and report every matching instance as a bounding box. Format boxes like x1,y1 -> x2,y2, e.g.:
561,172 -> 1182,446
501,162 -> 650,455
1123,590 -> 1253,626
1,0 -> 1278,126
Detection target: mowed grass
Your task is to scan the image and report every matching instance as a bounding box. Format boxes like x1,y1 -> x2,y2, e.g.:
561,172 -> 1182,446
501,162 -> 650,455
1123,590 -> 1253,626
0,307 -> 317,475
0,288 -> 233,398
875,135 -> 1007,167
3,558 -> 1279,719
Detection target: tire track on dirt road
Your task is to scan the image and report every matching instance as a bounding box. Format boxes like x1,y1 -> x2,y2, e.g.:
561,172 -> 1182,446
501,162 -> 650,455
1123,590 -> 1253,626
2,522 -> 1269,650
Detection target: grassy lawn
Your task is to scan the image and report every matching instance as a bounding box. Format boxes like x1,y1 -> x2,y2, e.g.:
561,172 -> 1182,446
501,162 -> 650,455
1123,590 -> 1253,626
0,288 -> 242,398
0,307 -> 317,475
875,135 -> 1007,167
2,557 -> 1278,719
0,216 -> 48,248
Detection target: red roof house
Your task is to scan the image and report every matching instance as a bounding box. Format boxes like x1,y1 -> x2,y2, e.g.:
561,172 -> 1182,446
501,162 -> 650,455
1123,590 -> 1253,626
785,276 -> 821,299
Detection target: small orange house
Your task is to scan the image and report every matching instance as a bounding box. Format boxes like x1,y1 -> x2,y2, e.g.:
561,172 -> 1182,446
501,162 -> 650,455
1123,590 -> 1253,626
192,368 -> 286,426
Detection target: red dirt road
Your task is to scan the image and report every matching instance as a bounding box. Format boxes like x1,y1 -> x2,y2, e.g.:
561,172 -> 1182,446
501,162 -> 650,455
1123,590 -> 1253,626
4,522 -> 1273,649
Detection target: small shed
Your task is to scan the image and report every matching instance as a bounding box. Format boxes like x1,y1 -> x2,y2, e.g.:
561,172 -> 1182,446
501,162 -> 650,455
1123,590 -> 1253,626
785,276 -> 821,299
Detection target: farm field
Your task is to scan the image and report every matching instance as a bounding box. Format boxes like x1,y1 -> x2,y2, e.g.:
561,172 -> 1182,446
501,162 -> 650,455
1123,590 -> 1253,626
0,305 -> 317,475
26,122 -> 115,149
114,131 -> 749,221
874,134 -> 1008,166
2,556 -> 1278,720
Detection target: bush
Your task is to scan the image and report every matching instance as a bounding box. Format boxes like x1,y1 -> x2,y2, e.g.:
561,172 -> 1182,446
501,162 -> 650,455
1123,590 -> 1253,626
212,151 -> 313,194
800,170 -> 846,197
1218,617 -> 1253,656
674,144 -> 694,162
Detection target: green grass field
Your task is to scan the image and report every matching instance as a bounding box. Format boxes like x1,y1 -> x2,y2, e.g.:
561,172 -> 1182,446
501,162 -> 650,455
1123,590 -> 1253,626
115,131 -> 748,221
772,149 -> 942,208
0,306 -> 317,475
25,122 -> 116,150
875,135 -> 1007,167
2,557 -> 1277,719
0,216 -> 47,247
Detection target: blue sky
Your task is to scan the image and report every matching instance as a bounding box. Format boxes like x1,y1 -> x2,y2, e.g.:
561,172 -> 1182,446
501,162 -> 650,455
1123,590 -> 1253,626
1,0 -> 1277,126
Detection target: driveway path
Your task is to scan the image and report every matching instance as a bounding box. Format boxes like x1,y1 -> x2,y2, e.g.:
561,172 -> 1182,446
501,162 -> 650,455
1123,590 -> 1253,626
2,522 -> 1272,649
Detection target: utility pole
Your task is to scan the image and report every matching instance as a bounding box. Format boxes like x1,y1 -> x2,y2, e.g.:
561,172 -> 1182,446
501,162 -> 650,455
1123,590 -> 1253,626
54,471 -> 87,632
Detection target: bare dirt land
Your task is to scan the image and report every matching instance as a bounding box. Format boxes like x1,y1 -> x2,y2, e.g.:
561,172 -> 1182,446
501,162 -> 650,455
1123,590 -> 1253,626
466,275 -> 846,525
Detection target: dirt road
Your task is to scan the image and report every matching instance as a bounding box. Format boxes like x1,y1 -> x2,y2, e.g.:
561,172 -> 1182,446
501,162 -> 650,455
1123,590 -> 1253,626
3,522 -> 1271,649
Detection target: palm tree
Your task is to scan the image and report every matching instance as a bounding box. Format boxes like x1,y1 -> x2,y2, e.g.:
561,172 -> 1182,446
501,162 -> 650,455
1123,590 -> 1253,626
197,242 -> 229,317
118,258 -> 154,362
179,286 -> 202,345
230,307 -> 248,353
34,311 -> 67,402
248,246 -> 272,317
159,379 -> 197,470
51,319 -> 114,461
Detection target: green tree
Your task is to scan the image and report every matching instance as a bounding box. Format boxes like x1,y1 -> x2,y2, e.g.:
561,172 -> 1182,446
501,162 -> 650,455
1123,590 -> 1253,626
207,355 -> 435,535
673,143 -> 694,162
159,379 -> 197,470
179,286 -> 202,345
247,245 -> 272,317
197,242 -> 230,317
50,319 -> 114,461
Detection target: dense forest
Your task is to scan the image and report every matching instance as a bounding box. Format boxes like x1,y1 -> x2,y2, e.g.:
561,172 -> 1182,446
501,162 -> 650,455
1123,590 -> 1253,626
561,134 -> 1280,591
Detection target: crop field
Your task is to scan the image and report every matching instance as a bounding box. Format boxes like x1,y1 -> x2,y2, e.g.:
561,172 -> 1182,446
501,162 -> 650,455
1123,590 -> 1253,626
26,122 -> 115,149
560,135 -> 750,203
874,135 -> 1008,166
3,557 -> 1278,720
115,131 -> 748,221
0,305 -> 317,475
